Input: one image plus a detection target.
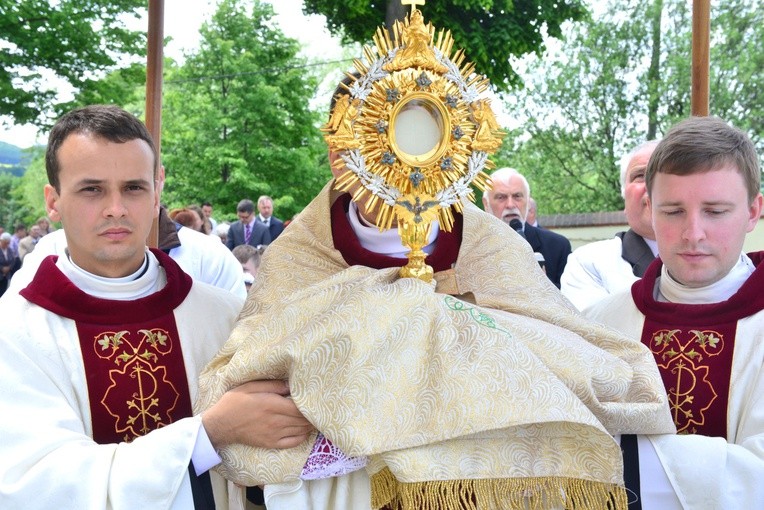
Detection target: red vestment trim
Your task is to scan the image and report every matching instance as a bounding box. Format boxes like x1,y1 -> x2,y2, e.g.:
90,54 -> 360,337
330,193 -> 462,272
631,252 -> 764,438
21,249 -> 194,444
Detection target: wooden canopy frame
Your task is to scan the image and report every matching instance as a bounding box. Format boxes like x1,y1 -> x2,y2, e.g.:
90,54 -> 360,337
691,0 -> 710,116
145,0 -> 164,248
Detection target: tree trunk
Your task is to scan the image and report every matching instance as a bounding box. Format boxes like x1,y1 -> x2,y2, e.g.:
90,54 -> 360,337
646,0 -> 663,140
386,0 -> 407,36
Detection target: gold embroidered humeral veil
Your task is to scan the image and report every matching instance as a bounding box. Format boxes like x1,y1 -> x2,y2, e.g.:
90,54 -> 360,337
196,183 -> 676,510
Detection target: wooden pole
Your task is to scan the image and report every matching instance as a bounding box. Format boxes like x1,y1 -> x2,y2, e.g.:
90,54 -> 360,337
145,0 -> 164,247
691,0 -> 710,116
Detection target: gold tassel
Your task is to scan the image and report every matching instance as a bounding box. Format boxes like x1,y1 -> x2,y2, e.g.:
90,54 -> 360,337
370,467 -> 628,510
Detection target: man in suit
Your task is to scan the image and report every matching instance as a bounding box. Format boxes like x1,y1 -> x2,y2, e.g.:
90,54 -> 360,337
226,198 -> 271,251
257,195 -> 285,242
201,201 -> 218,232
483,167 -> 572,288
561,140 -> 660,310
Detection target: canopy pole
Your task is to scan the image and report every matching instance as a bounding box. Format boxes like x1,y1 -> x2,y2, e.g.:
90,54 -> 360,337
691,0 -> 710,117
145,0 -> 164,247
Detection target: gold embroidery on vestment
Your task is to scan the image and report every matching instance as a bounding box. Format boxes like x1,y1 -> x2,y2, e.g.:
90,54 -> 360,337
93,329 -> 181,440
649,328 -> 724,433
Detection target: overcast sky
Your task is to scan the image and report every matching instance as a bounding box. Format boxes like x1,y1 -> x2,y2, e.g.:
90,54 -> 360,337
0,0 -> 344,148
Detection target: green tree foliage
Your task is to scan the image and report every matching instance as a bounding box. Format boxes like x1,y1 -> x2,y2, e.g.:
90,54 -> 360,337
0,0 -> 147,126
302,0 -> 585,91
56,63 -> 149,120
497,0 -> 764,214
8,147 -> 47,228
0,173 -> 21,229
160,0 -> 329,219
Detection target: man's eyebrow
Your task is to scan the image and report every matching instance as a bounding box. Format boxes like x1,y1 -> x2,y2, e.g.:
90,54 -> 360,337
655,199 -> 736,207
72,178 -> 153,187
700,200 -> 736,207
123,178 -> 153,186
74,178 -> 105,186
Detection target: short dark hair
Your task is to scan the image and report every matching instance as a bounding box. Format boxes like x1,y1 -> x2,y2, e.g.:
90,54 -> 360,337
646,116 -> 761,203
45,104 -> 158,191
236,199 -> 255,214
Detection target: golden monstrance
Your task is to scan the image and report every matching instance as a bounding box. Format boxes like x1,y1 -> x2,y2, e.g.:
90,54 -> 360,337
322,0 -> 505,282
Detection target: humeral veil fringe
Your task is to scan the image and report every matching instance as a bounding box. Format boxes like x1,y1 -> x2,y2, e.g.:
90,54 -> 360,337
370,467 -> 628,510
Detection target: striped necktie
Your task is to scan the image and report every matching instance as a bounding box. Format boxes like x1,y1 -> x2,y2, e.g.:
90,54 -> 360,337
244,223 -> 252,243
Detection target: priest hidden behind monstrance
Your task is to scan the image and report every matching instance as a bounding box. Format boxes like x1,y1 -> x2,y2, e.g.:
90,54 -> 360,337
195,2 -> 675,509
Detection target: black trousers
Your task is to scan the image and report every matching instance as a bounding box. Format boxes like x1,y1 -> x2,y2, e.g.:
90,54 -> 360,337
188,462 -> 216,510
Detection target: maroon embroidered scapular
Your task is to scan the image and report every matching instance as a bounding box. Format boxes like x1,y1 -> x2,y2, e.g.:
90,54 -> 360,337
20,249 -> 194,444
630,252 -> 764,437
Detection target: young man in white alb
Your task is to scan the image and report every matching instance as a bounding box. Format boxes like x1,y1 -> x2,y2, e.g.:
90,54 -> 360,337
587,116 -> 764,508
0,105 -> 313,509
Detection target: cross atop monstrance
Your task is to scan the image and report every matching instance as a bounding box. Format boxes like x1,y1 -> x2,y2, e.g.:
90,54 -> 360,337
401,0 -> 425,15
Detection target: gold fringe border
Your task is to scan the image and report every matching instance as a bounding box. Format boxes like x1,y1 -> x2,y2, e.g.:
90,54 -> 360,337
371,467 -> 628,510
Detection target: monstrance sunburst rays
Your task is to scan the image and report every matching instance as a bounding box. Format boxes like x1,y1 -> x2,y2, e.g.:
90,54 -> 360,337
322,7 -> 505,281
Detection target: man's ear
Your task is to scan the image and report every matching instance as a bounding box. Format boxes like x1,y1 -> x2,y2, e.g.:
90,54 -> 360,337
43,184 -> 61,223
157,164 -> 166,194
153,165 -> 164,218
746,193 -> 763,233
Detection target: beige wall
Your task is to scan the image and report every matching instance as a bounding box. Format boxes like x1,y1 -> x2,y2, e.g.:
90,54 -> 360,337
552,218 -> 764,252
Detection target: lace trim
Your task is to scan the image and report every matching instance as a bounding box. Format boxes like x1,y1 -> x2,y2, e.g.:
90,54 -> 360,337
300,432 -> 368,480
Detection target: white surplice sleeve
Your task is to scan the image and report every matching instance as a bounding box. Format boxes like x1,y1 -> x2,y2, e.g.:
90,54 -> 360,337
560,237 -> 638,312
0,280 -> 243,510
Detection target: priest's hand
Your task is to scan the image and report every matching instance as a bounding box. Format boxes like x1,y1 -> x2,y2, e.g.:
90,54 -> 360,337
202,380 -> 315,450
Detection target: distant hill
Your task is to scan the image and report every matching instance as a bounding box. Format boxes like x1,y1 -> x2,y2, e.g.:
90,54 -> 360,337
0,141 -> 23,165
0,141 -> 31,177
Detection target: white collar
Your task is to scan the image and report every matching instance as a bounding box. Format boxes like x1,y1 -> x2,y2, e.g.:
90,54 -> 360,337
347,201 -> 439,258
656,253 -> 754,304
56,249 -> 166,300
644,237 -> 659,257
